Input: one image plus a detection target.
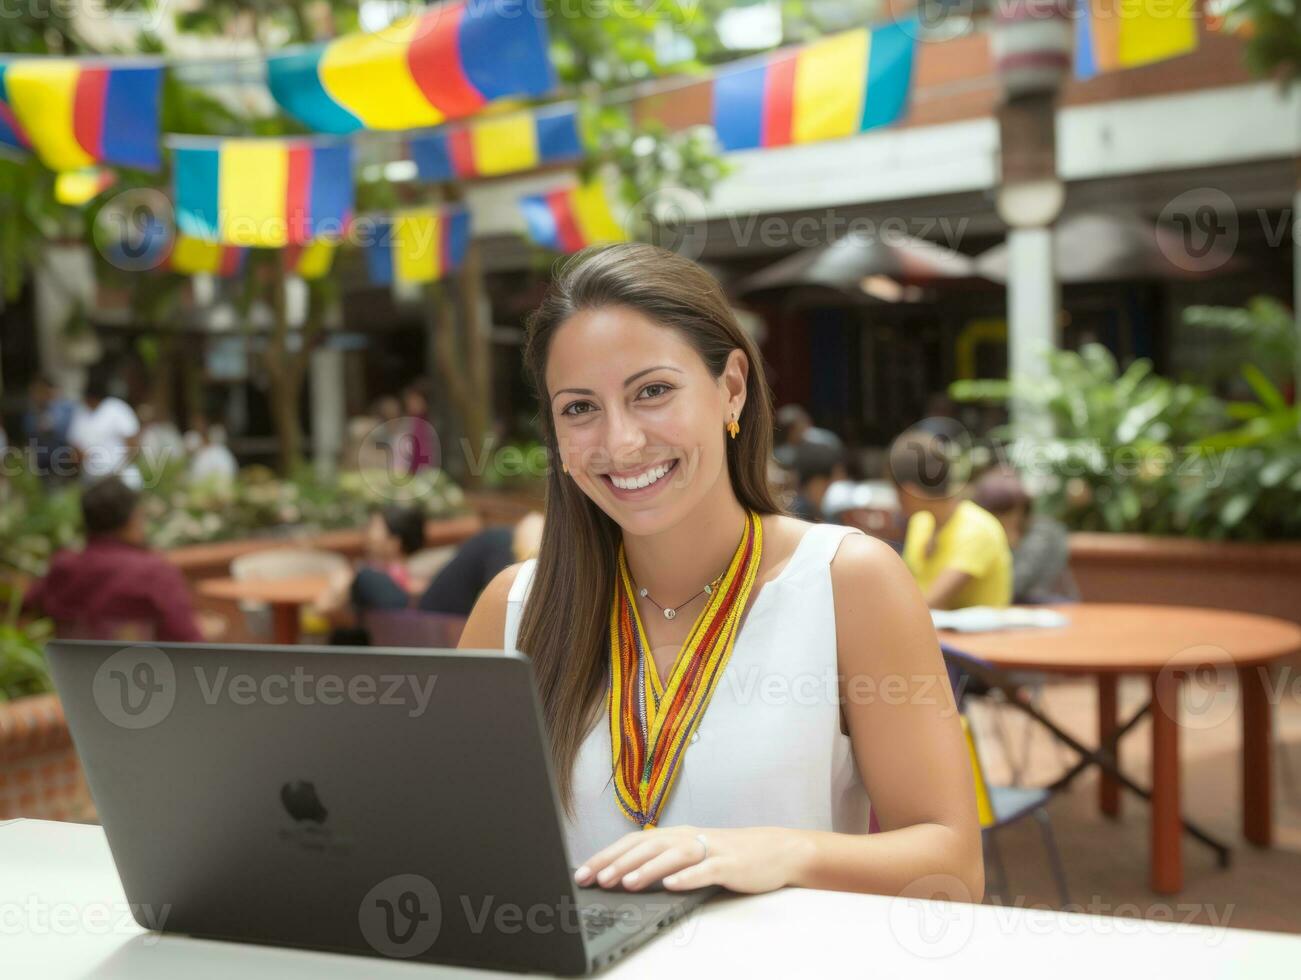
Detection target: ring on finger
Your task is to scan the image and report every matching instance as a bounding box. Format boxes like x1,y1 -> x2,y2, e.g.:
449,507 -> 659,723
694,833 -> 708,862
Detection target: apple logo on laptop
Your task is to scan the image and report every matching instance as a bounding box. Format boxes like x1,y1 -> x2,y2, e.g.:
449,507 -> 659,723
281,781 -> 328,823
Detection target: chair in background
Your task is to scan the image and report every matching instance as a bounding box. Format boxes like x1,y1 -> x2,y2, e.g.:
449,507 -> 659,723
363,608 -> 467,649
945,647 -> 1071,908
970,597 -> 1080,785
229,548 -> 350,639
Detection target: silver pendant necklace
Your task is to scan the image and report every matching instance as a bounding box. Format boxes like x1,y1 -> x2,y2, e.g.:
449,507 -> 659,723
634,575 -> 722,621
628,517 -> 745,620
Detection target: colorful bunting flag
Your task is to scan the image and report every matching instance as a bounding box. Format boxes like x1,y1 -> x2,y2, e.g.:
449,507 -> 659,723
712,19 -> 915,152
266,0 -> 556,134
0,60 -> 162,171
364,207 -> 470,286
1075,0 -> 1199,79
172,138 -> 353,248
519,180 -> 626,253
0,67 -> 30,154
410,103 -> 582,182
282,240 -> 337,280
169,236 -> 247,277
167,236 -> 337,280
53,167 -> 117,206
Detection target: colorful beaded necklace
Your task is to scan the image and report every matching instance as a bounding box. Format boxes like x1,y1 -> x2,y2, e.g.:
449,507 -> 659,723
607,509 -> 764,828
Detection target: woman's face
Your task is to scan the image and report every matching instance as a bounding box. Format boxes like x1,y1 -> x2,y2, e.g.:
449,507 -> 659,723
545,305 -> 746,538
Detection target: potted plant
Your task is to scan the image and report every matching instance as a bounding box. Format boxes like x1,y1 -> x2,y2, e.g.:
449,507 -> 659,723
951,307 -> 1301,626
0,568 -> 93,821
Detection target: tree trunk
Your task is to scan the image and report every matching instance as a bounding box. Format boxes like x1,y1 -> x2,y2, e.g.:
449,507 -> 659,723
456,237 -> 492,487
425,280 -> 481,487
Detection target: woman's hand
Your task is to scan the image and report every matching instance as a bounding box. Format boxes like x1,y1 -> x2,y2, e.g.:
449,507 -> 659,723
574,826 -> 810,894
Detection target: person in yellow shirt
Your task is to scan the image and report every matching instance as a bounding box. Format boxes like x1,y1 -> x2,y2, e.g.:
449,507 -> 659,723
889,428 -> 1012,609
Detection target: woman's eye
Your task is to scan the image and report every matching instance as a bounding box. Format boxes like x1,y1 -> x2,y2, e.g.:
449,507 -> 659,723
561,401 -> 595,417
639,382 -> 673,400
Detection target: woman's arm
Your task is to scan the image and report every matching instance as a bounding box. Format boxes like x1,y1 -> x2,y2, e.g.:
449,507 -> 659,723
784,532 -> 983,899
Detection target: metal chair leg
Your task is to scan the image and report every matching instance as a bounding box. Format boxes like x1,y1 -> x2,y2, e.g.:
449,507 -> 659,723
1033,807 -> 1071,909
984,692 -> 1026,786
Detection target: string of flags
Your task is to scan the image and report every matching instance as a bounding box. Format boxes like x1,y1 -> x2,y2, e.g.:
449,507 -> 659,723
0,0 -> 1206,280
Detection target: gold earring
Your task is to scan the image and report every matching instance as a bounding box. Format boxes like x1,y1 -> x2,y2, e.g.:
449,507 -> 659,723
726,414 -> 740,439
561,462 -> 569,474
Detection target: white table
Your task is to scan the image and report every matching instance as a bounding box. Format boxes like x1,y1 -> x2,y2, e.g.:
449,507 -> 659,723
4,819 -> 1296,978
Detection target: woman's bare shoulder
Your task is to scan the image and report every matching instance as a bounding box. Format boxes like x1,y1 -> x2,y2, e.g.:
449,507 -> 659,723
457,560 -> 528,649
829,531 -> 916,598
829,532 -> 937,667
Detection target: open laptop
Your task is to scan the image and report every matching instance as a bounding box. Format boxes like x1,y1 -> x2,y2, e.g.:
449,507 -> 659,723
46,640 -> 717,975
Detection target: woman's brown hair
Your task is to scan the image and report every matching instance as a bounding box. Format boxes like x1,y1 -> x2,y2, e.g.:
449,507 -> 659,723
520,242 -> 784,811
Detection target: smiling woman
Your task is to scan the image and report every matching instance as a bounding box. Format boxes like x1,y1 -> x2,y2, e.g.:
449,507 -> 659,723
459,243 -> 983,902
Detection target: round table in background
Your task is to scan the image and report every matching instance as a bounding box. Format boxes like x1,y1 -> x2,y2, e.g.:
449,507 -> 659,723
939,603 -> 1301,894
197,575 -> 332,645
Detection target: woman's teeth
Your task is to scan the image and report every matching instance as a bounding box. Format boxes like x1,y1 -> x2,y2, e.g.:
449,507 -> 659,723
609,461 -> 675,491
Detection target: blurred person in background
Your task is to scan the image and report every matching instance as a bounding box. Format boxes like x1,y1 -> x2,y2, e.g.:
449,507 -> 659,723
971,467 -> 1079,605
353,395 -> 403,472
24,476 -> 203,641
890,427 -> 1011,610
317,505 -> 428,626
786,451 -> 838,523
774,404 -> 844,474
419,512 -> 544,617
23,375 -> 76,482
186,415 -> 238,485
69,365 -> 142,489
402,382 -> 436,474
138,403 -> 185,474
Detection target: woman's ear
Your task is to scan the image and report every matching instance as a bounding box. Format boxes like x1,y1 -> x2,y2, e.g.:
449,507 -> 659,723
721,348 -> 749,418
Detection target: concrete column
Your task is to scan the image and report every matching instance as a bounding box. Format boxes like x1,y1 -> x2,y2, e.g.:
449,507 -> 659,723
310,344 -> 345,481
1294,181 -> 1300,434
1006,225 -> 1058,436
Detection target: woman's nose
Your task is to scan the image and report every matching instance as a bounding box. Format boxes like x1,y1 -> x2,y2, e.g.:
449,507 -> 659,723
604,405 -> 647,464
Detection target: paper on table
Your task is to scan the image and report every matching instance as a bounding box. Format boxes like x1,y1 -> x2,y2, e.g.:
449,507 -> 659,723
931,606 -> 1071,633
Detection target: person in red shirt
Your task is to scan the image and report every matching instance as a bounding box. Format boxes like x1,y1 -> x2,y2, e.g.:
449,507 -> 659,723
25,476 -> 203,642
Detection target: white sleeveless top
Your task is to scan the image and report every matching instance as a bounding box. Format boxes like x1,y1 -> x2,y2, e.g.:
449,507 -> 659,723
504,522 -> 872,862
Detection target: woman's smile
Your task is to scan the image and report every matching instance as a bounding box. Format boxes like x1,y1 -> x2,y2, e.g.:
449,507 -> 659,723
601,458 -> 680,499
